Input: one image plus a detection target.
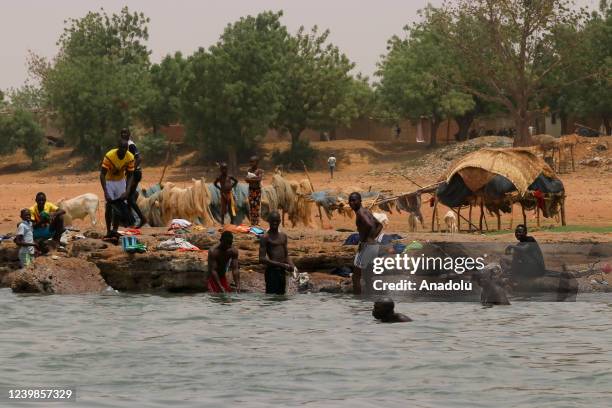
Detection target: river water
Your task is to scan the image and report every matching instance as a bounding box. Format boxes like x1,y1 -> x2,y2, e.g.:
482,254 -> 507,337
1,288 -> 611,407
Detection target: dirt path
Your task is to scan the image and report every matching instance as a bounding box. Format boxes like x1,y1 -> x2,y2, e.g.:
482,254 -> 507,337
1,138 -> 611,240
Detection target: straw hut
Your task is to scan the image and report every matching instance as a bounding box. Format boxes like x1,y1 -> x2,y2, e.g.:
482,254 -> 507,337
434,148 -> 566,231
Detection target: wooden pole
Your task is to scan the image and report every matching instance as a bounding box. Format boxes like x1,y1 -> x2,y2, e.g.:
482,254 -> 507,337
457,207 -> 461,231
560,195 -> 567,226
497,211 -> 501,231
509,203 -> 514,230
468,204 -> 473,232
301,160 -> 324,228
570,145 -> 575,172
452,207 -> 478,232
536,205 -> 540,227
431,196 -> 438,232
479,200 -> 484,232
521,204 -> 527,227
158,146 -> 172,185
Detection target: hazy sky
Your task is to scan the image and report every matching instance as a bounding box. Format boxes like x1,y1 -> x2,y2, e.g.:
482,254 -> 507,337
0,0 -> 600,91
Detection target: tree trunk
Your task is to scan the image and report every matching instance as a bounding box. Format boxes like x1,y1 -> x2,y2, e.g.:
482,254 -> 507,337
455,112 -> 475,141
290,129 -> 303,151
560,112 -> 569,135
429,117 -> 441,148
603,117 -> 611,136
227,144 -> 238,175
513,109 -> 532,147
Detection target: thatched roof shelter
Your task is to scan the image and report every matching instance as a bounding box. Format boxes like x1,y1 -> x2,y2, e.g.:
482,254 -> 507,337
434,148 -> 566,231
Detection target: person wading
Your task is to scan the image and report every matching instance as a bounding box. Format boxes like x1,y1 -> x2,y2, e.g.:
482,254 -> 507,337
120,128 -> 146,227
372,298 -> 412,323
100,138 -> 135,239
214,162 -> 238,225
245,155 -> 264,225
207,231 -> 240,293
259,211 -> 294,295
349,192 -> 383,295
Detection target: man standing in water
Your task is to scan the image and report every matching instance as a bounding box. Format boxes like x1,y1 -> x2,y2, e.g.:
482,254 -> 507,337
259,211 -> 294,295
349,192 -> 383,295
120,128 -> 146,227
245,156 -> 264,225
214,162 -> 238,225
207,231 -> 240,293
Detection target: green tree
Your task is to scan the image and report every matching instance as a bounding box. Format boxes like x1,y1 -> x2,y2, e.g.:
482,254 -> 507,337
376,9 -> 475,147
434,0 -> 586,146
0,108 -> 48,168
140,52 -> 187,134
182,11 -> 288,172
275,26 -> 359,150
542,1 -> 611,134
43,7 -> 151,161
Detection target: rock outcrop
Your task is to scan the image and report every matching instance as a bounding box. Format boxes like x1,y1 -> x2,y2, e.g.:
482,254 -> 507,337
10,256 -> 107,294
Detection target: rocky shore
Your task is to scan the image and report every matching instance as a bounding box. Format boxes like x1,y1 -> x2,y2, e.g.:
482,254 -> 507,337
0,228 -> 610,296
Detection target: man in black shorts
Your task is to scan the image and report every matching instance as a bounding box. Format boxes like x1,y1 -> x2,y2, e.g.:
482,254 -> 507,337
120,128 -> 146,227
259,211 -> 294,294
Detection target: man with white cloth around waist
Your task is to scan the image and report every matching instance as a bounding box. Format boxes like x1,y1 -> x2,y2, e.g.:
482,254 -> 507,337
349,192 -> 383,295
99,138 -> 135,239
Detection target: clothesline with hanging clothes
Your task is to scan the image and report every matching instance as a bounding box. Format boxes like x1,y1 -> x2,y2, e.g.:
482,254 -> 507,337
371,182 -> 442,207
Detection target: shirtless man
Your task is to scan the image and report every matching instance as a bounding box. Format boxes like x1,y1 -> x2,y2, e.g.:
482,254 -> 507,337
372,298 -> 412,323
214,162 -> 238,225
259,211 -> 294,295
207,231 -> 240,293
349,192 -> 383,295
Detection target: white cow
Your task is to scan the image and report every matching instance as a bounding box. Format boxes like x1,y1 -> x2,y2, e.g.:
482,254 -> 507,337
444,210 -> 458,234
58,193 -> 100,226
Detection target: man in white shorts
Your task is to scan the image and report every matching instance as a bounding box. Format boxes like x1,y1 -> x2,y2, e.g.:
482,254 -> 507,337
100,138 -> 135,238
349,192 -> 383,295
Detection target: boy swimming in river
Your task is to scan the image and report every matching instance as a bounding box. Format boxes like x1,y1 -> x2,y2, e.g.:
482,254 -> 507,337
259,211 -> 294,295
372,298 -> 412,323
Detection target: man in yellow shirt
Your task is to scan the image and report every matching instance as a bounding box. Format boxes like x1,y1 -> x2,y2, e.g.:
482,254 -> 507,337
30,192 -> 66,242
100,138 -> 135,238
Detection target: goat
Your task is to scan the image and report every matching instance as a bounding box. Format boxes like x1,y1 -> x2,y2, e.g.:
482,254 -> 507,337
58,193 -> 99,226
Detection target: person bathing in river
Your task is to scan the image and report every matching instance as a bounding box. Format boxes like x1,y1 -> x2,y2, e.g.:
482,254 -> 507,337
207,231 -> 240,293
503,224 -> 545,279
214,162 -> 238,225
259,211 -> 294,295
349,192 -> 383,295
372,298 -> 412,323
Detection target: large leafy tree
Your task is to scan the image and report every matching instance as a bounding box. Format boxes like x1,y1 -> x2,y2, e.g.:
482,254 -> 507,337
140,52 -> 187,135
376,8 -> 475,147
275,26 -> 360,150
182,11 -> 288,172
434,0 -> 586,146
43,7 -> 151,160
542,1 -> 611,134
0,108 -> 47,168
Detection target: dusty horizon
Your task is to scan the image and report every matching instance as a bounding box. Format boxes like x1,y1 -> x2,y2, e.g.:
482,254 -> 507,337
0,0 -> 600,91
